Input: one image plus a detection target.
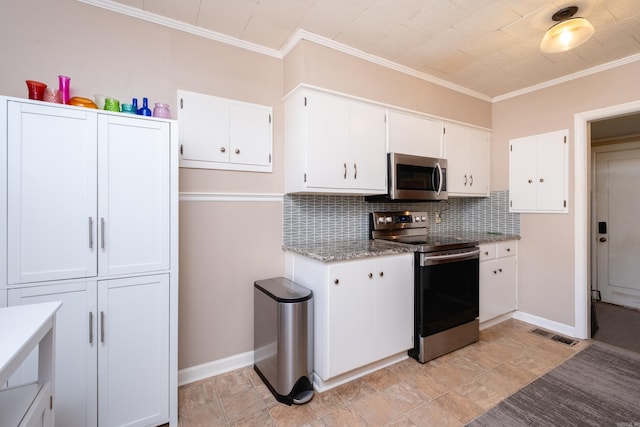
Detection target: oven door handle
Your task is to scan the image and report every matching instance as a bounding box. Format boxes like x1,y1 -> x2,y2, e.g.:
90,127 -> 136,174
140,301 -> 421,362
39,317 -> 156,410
420,248 -> 480,266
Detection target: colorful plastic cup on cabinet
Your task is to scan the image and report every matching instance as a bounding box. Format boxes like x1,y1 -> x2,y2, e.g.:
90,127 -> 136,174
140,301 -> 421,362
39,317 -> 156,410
26,80 -> 47,100
153,103 -> 171,119
121,103 -> 136,114
103,97 -> 120,112
58,75 -> 70,104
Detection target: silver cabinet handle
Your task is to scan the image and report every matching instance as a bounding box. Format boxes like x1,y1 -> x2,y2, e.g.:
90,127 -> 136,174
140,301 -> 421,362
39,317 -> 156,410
100,218 -> 105,249
235,148 -> 240,154
220,147 -> 226,153
464,174 -> 468,186
343,163 -> 347,179
100,311 -> 105,343
353,163 -> 357,180
89,312 -> 94,344
470,174 -> 473,186
89,217 -> 93,248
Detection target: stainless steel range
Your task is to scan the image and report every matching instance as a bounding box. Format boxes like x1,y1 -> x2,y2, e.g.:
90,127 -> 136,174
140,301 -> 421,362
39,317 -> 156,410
371,211 -> 480,363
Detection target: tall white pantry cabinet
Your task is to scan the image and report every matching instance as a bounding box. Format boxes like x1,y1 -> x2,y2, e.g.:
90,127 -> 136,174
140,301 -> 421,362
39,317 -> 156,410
0,97 -> 179,427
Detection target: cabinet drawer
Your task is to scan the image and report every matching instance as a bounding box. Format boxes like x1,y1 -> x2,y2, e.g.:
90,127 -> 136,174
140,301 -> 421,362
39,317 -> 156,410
497,241 -> 517,258
479,244 -> 496,261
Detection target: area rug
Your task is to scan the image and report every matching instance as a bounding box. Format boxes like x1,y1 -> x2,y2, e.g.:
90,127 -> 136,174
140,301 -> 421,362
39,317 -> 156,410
467,341 -> 640,426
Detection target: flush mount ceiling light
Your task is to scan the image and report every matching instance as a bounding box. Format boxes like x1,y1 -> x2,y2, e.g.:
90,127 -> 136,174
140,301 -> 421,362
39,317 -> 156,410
540,6 -> 595,53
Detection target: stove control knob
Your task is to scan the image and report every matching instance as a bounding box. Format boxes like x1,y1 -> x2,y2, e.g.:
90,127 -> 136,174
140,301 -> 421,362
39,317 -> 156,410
385,216 -> 393,224
415,217 -> 421,222
421,216 -> 427,222
377,216 -> 385,224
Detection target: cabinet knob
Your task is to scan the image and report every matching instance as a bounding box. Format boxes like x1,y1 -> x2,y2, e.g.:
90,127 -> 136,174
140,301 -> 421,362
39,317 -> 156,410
379,271 -> 384,277
484,251 -> 489,256
506,248 -> 511,252
334,279 -> 339,285
220,147 -> 226,153
368,273 -> 373,279
493,270 -> 497,274
539,178 -> 544,183
235,148 -> 240,154
498,268 -> 503,273
528,179 -> 533,184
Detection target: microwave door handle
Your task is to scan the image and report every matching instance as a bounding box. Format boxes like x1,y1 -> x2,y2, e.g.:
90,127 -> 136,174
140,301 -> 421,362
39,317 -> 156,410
435,163 -> 443,195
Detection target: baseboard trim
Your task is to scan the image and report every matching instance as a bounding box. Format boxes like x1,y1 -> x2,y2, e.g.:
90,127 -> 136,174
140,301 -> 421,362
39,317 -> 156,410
512,310 -> 576,338
178,350 -> 254,386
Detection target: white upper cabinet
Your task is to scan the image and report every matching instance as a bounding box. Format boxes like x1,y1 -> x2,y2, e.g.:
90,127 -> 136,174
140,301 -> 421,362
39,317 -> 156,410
8,102 -> 98,284
8,103 -> 172,284
387,110 -> 443,158
178,90 -> 272,172
444,122 -> 490,197
285,88 -> 387,194
509,129 -> 568,213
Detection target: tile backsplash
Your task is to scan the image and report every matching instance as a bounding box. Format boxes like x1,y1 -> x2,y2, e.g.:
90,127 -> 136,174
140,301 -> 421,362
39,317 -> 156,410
283,190 -> 519,246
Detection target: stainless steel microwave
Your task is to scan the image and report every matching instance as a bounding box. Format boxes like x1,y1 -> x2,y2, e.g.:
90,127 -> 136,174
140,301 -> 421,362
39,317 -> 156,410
366,153 -> 447,202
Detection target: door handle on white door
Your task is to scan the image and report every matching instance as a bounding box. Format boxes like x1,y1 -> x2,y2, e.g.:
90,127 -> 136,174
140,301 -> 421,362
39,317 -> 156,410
599,237 -> 607,242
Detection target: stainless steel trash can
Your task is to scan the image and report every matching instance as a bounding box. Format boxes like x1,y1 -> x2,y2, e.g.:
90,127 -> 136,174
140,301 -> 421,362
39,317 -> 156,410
254,277 -> 313,405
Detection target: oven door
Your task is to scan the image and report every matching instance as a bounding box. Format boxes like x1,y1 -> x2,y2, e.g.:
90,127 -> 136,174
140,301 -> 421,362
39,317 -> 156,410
415,248 -> 479,337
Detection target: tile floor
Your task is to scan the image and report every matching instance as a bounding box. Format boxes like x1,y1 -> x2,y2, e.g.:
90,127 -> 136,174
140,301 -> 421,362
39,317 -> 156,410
177,319 -> 590,426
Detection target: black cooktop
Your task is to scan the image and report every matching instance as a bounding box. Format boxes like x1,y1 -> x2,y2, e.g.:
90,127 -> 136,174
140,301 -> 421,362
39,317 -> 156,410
379,234 -> 478,253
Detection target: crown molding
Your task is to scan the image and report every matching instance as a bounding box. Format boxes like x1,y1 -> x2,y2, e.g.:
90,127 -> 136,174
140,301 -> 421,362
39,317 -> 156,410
78,0 -> 640,105
76,0 -> 281,59
281,29 -> 492,102
493,53 -> 640,102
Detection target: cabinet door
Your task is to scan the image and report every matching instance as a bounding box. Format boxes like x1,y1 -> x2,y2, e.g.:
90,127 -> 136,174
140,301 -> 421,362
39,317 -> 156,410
466,128 -> 490,196
479,257 -> 517,322
98,274 -> 169,427
305,92 -> 350,189
229,103 -> 272,167
375,255 -> 413,359
388,111 -> 443,158
509,137 -> 538,211
7,102 -> 98,284
444,123 -> 469,194
179,91 -> 230,164
326,261 -> 376,378
98,116 -> 171,276
8,280 -> 98,427
348,101 -> 387,192
535,133 -> 567,211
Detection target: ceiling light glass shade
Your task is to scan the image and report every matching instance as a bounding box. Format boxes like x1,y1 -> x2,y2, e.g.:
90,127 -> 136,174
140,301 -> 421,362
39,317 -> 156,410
540,17 -> 595,53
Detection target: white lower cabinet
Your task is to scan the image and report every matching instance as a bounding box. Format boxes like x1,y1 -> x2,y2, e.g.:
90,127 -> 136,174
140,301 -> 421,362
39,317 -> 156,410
8,274 -> 170,427
291,253 -> 413,381
479,241 -> 517,322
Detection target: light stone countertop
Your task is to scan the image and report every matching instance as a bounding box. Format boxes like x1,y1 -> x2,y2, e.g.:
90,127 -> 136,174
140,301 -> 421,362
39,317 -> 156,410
283,232 -> 520,263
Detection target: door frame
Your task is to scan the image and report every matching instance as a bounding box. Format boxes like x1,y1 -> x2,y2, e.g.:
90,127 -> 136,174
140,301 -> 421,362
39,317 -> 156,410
574,100 -> 640,339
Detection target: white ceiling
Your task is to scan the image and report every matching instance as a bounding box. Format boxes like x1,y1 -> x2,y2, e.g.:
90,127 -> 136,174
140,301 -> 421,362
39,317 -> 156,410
100,0 -> 640,99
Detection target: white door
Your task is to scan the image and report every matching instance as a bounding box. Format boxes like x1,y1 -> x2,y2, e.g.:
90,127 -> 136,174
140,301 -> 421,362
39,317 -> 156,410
98,115 -> 171,276
466,128 -> 490,196
595,149 -> 640,309
375,255 -> 413,359
179,91 -> 230,163
387,111 -> 443,158
305,92 -> 349,189
444,123 -> 469,194
326,261 -> 376,378
7,102 -> 98,284
98,274 -> 170,427
229,103 -> 272,167
348,101 -> 387,192
8,280 -> 98,427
